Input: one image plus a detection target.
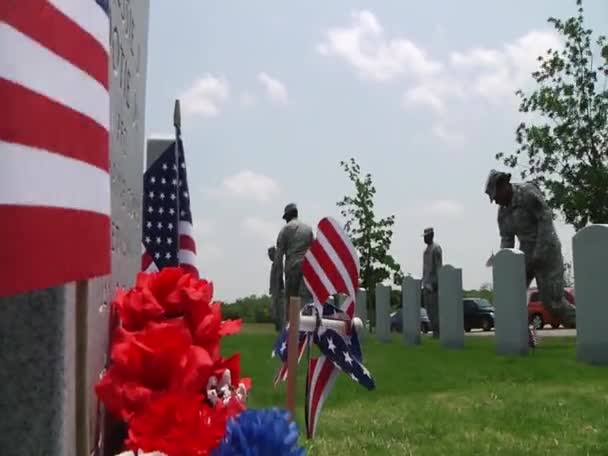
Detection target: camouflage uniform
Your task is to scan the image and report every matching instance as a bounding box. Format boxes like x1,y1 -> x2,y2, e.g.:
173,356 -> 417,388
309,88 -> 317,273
486,173 -> 576,328
273,217 -> 314,304
422,230 -> 443,338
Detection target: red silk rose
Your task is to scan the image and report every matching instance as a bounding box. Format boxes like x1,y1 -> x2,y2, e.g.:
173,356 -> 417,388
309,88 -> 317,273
96,268 -> 248,452
126,392 -> 228,456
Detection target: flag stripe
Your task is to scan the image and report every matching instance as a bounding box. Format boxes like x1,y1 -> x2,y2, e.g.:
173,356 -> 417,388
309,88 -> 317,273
309,241 -> 348,300
47,0 -> 110,53
319,218 -> 359,290
304,250 -> 337,301
0,141 -> 110,215
178,249 -> 197,266
307,357 -> 339,438
179,234 -> 196,253
1,0 -> 109,88
317,231 -> 356,301
0,79 -> 109,171
0,206 -> 110,296
0,23 -> 109,130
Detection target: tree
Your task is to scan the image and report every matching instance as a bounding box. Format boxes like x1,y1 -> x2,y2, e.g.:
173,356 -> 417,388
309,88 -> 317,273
337,158 -> 403,325
496,0 -> 608,230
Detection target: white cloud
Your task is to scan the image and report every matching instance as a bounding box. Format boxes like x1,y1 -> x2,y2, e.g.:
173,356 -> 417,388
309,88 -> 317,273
432,124 -> 465,146
241,217 -> 280,244
257,72 -> 289,104
209,170 -> 281,203
424,199 -> 465,217
180,75 -> 229,117
403,86 -> 445,113
317,10 -> 442,82
239,92 -> 256,108
192,219 -> 216,238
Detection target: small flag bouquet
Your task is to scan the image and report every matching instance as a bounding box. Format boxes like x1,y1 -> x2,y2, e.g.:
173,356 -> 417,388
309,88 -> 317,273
96,267 -> 305,455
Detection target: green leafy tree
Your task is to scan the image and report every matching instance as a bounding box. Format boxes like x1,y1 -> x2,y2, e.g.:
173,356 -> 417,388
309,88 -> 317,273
337,158 -> 403,325
496,0 -> 608,230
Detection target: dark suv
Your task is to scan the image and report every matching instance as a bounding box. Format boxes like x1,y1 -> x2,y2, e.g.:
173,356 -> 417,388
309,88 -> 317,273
463,298 -> 495,332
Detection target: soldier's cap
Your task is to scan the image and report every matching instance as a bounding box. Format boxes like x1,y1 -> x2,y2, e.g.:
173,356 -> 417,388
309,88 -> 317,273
282,203 -> 298,220
422,227 -> 434,237
485,169 -> 511,202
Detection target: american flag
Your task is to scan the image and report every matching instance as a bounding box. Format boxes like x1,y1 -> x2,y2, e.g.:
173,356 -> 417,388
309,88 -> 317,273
0,0 -> 111,297
301,217 -> 375,438
141,138 -> 198,277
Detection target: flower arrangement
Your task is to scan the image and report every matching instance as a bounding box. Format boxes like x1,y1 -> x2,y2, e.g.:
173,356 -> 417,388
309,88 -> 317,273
96,268 -> 251,455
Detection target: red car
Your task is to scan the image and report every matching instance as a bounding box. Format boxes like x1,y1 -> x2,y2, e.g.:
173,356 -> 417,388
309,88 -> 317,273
527,287 -> 575,329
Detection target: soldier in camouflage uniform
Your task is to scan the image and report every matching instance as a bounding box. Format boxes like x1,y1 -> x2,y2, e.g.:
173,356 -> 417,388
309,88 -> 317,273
485,170 -> 576,328
422,227 -> 443,338
268,246 -> 285,331
273,203 -> 314,305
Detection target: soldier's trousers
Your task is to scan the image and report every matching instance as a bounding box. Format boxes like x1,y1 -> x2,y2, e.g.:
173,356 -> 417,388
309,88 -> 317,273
526,253 -> 576,328
270,292 -> 286,332
285,269 -> 312,304
423,289 -> 439,337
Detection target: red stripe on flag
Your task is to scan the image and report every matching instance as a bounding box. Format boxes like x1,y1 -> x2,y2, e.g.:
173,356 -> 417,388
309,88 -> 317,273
309,242 -> 348,296
0,79 -> 109,171
179,234 -> 196,253
141,251 -> 153,271
0,206 -> 110,297
302,257 -> 330,304
318,218 -> 358,291
307,356 -> 339,438
0,0 -> 109,88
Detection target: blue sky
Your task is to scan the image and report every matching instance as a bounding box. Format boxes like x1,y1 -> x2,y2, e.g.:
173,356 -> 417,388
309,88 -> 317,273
144,1 -> 607,301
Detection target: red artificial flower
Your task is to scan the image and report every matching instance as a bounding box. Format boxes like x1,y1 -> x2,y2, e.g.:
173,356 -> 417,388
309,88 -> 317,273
126,392 -> 228,456
114,286 -> 165,332
95,367 -> 154,420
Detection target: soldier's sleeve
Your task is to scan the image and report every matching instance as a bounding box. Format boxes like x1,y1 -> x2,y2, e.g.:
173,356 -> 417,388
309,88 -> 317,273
434,245 -> 443,269
273,227 -> 286,280
498,208 -> 515,249
526,186 -> 555,260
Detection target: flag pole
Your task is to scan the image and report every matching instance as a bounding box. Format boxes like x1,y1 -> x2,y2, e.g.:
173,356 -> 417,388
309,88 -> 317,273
173,100 -> 181,268
75,279 -> 90,455
286,297 -> 301,418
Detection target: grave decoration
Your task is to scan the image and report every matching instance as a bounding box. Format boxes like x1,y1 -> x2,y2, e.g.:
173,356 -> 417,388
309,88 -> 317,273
272,217 -> 375,439
95,267 -> 305,455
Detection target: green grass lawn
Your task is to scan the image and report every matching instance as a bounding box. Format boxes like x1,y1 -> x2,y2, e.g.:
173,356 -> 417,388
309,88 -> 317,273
221,324 -> 608,455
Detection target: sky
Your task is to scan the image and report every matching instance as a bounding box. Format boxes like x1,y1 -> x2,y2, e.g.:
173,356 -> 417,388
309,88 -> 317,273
144,1 -> 607,302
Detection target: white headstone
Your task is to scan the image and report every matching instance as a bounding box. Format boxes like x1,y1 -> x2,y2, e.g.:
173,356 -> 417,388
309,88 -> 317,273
493,249 -> 528,356
438,265 -> 464,349
402,276 -> 421,345
356,288 -> 368,331
573,225 -> 608,364
375,285 -> 391,342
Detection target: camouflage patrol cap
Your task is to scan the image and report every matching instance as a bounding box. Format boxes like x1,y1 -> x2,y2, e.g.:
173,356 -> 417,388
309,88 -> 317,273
485,169 -> 511,202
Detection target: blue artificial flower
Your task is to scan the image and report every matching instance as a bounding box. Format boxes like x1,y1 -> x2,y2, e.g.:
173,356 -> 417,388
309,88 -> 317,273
213,408 -> 306,456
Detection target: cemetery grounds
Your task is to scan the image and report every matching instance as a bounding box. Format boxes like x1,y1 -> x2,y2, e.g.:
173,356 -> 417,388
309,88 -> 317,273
224,324 -> 608,455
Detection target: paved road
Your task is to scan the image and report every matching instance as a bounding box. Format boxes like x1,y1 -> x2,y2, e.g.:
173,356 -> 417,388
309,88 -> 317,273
466,328 -> 576,337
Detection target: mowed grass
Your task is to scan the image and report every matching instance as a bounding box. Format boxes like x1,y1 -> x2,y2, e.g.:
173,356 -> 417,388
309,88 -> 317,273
221,324 -> 608,456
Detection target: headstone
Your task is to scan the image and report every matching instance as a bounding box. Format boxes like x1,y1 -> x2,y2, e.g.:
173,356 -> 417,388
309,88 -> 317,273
493,249 -> 528,356
573,225 -> 608,364
402,276 -> 422,345
356,288 -> 368,330
438,265 -> 464,349
375,285 -> 391,342
0,3 -> 150,456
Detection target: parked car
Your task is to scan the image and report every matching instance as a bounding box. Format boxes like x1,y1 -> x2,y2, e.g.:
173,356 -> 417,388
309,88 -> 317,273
390,308 -> 431,333
527,287 -> 575,329
463,298 -> 495,332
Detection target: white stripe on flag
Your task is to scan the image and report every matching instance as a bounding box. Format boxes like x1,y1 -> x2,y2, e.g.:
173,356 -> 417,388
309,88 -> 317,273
328,217 -> 360,272
0,24 -> 109,130
178,249 -> 197,266
312,360 -> 339,437
178,221 -> 193,237
317,230 -> 356,300
0,141 -> 110,215
305,250 -> 337,297
48,0 -> 110,53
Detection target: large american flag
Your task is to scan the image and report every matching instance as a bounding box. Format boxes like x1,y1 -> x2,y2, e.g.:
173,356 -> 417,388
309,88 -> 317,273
141,138 -> 198,276
0,0 -> 111,297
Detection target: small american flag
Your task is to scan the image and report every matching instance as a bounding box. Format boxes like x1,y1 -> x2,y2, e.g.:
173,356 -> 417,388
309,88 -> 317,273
0,0 -> 111,296
141,138 -> 198,276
